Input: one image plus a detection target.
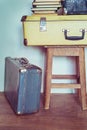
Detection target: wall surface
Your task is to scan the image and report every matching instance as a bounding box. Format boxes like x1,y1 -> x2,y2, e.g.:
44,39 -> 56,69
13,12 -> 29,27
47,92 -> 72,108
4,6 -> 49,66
0,0 -> 87,93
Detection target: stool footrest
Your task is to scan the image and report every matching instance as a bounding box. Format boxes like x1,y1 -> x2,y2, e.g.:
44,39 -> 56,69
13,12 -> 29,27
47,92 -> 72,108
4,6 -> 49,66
52,74 -> 79,79
51,83 -> 81,89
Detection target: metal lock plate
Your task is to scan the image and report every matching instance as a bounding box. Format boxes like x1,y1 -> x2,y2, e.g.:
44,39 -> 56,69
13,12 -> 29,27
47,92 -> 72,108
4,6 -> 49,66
40,17 -> 47,32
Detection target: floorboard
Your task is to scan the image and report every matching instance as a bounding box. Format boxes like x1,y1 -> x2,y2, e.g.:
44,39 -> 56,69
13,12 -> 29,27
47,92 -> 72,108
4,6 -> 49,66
0,93 -> 87,130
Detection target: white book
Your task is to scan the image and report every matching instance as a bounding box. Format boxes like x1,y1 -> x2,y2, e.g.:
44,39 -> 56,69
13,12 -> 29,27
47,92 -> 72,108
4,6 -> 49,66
32,7 -> 58,11
33,10 -> 56,13
33,2 -> 61,5
35,5 -> 62,8
35,0 -> 61,2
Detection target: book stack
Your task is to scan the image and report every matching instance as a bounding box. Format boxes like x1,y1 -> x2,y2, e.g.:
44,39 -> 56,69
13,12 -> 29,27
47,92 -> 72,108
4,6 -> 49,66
32,0 -> 62,14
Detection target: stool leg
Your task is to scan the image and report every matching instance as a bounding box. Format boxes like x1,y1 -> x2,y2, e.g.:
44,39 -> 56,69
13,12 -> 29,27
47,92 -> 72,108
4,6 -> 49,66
79,48 -> 87,110
44,48 -> 53,109
76,57 -> 81,100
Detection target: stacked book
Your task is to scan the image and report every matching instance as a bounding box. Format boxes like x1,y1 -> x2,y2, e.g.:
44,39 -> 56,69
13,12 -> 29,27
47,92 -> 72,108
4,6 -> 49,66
32,0 -> 62,14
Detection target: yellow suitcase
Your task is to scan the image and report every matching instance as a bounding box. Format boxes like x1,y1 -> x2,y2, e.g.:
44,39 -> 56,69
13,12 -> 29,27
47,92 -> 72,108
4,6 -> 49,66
21,14 -> 87,46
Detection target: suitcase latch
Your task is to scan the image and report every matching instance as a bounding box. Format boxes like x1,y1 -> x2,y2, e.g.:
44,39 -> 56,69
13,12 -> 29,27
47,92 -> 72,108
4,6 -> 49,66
20,69 -> 27,73
40,17 -> 47,32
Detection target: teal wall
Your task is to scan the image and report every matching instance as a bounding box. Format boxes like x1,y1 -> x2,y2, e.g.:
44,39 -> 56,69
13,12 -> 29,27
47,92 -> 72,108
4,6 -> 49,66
0,0 -> 45,91
0,0 -> 87,93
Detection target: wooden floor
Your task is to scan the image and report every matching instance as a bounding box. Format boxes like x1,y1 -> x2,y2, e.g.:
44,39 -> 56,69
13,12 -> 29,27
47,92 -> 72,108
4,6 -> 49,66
0,93 -> 87,130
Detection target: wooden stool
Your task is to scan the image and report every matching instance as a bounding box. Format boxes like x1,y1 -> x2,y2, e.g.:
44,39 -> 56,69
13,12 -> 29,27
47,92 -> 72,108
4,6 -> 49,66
44,47 -> 87,110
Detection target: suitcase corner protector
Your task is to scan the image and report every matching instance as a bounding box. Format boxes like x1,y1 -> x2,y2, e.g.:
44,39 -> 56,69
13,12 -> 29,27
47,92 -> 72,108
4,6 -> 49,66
19,68 -> 27,73
21,15 -> 27,22
24,38 -> 28,46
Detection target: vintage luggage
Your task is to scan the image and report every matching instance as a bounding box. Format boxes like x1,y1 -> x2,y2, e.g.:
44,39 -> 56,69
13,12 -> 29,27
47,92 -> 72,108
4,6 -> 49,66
4,57 -> 42,115
21,14 -> 87,46
61,0 -> 87,15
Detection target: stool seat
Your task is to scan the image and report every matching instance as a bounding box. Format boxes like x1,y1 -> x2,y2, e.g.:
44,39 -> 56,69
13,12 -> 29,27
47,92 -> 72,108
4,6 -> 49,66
44,47 -> 87,110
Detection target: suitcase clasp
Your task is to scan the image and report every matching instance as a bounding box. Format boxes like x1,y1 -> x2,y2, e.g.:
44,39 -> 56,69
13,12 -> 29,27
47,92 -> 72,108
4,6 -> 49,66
20,69 -> 27,73
40,17 -> 47,32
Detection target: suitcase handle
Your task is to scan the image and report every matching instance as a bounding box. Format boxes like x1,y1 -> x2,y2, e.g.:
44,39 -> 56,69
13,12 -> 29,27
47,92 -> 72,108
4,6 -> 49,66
19,58 -> 29,65
64,29 -> 85,40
